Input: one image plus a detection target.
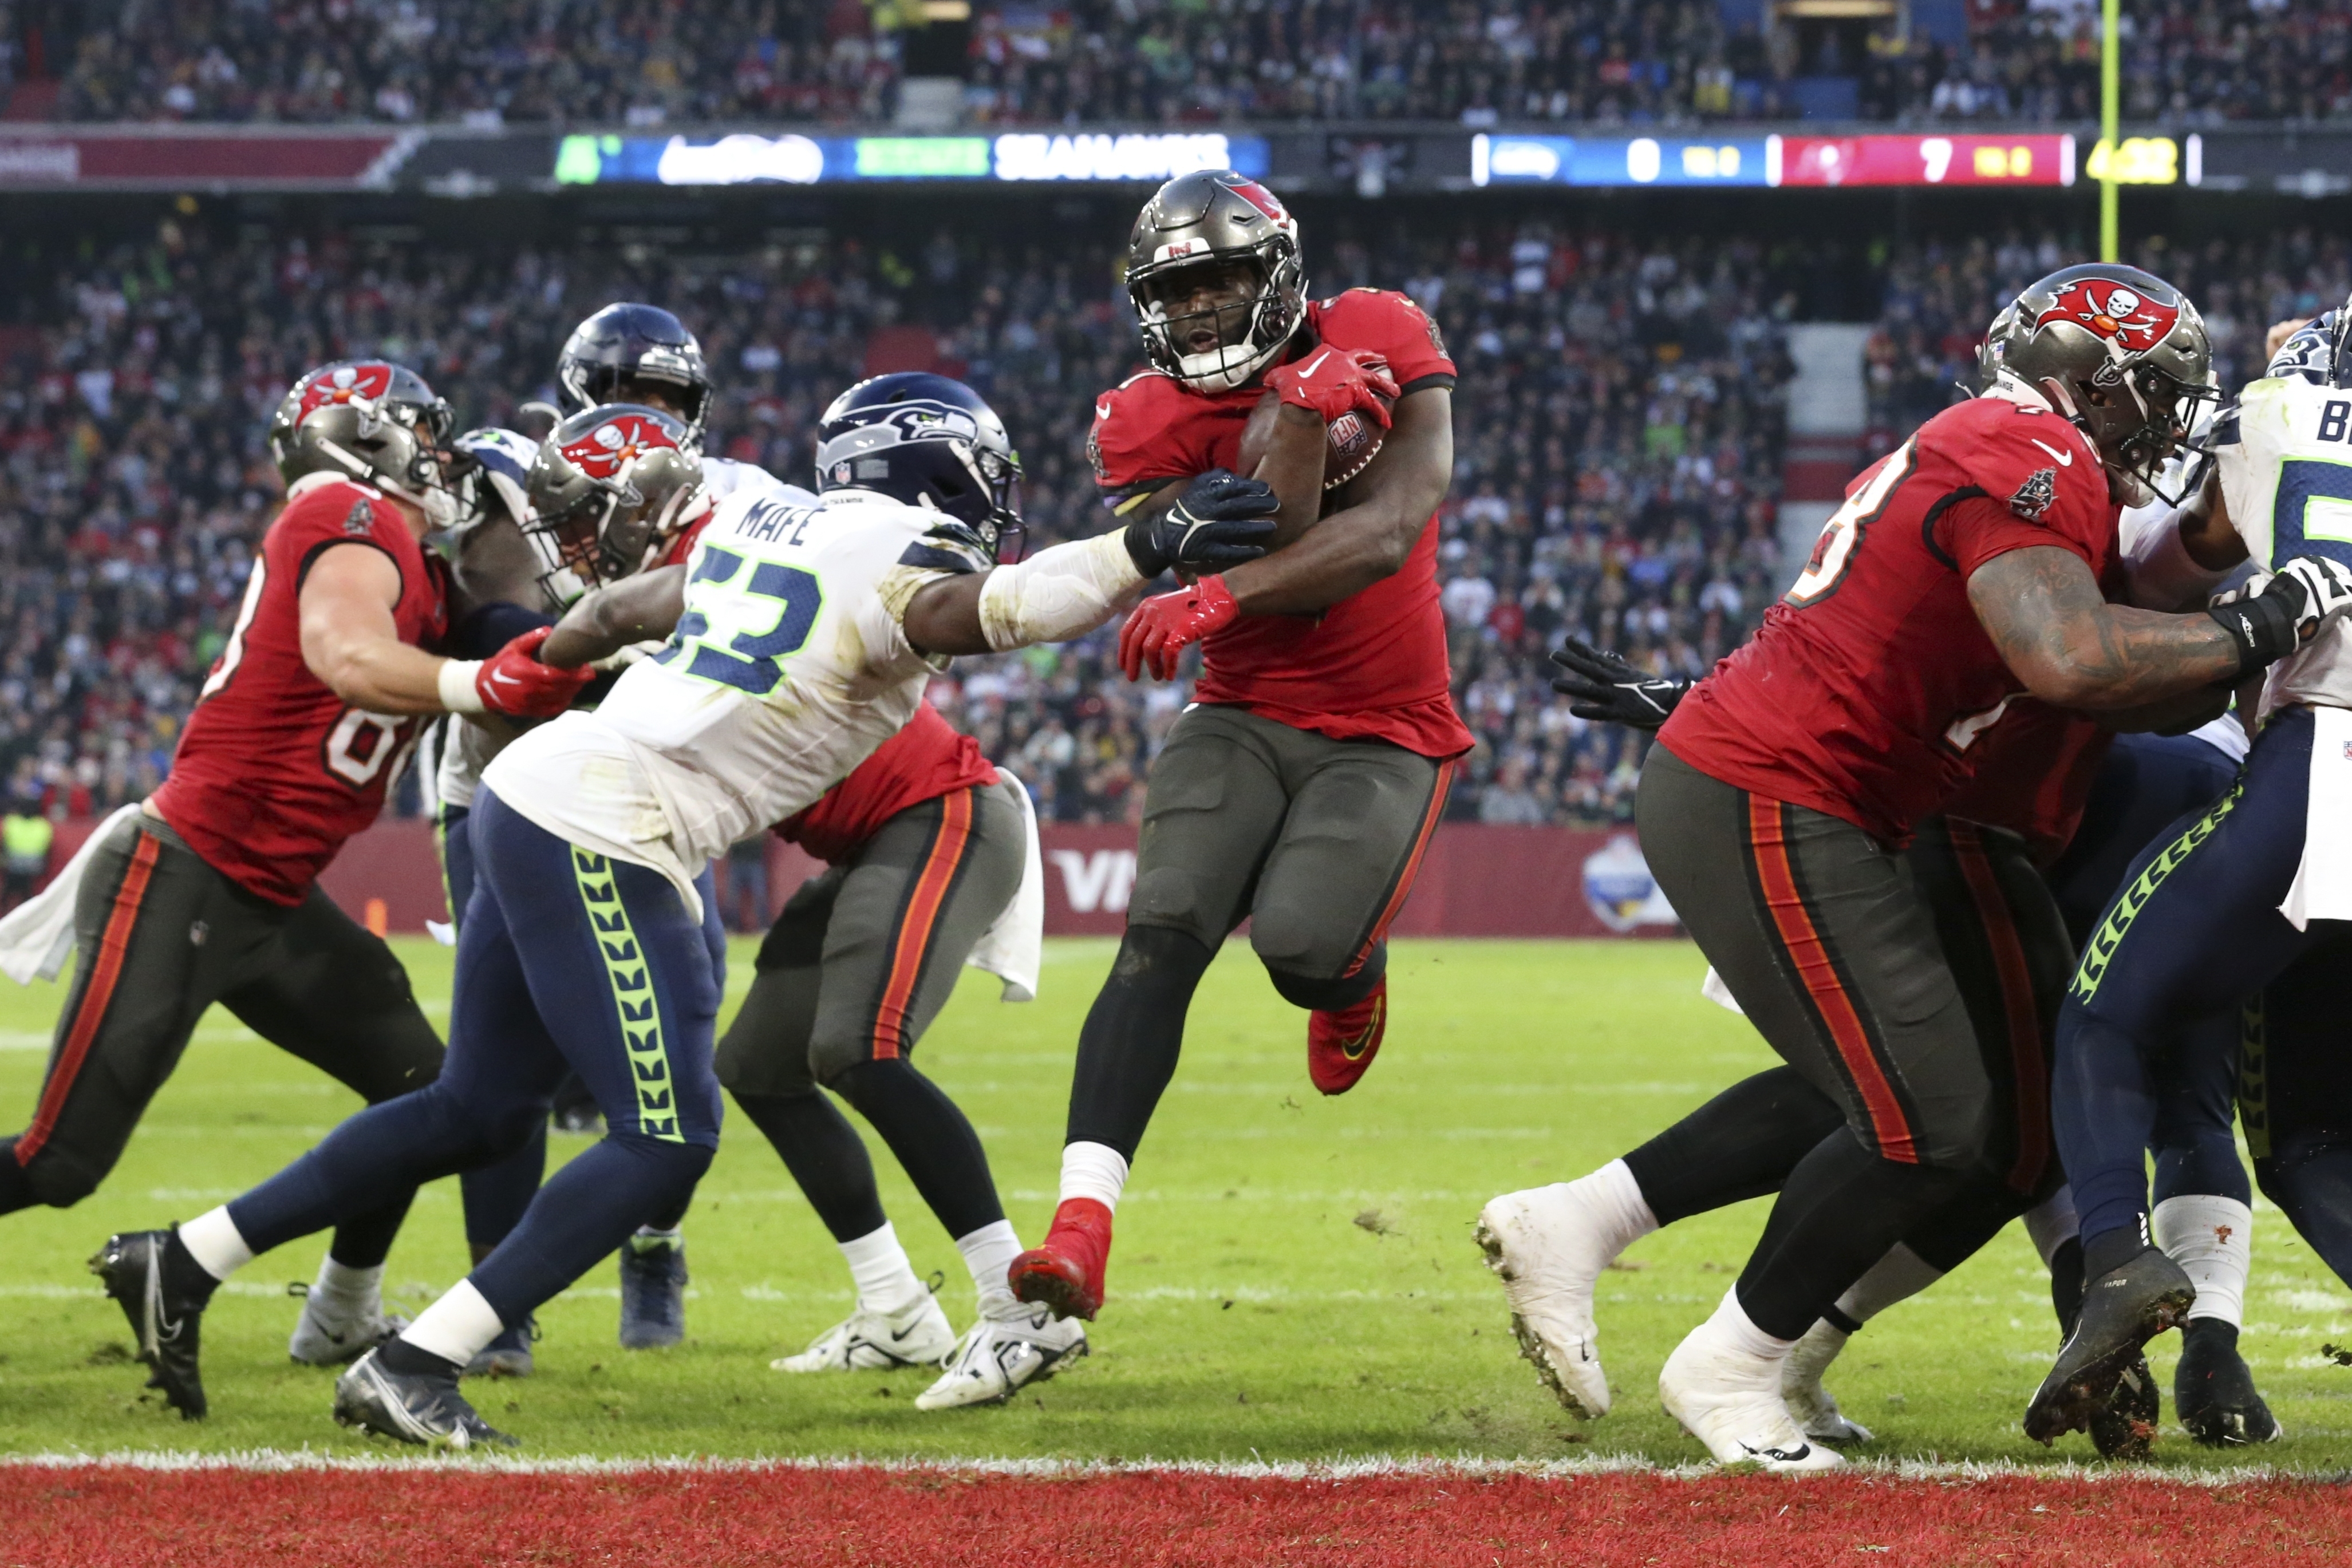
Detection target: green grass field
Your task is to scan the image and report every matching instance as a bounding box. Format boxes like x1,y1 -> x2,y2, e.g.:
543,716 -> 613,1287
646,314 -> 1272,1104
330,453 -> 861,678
6,935 -> 2352,1469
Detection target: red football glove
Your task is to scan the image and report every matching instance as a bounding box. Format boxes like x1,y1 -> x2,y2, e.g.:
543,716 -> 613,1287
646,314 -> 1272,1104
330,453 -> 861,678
475,626 -> 597,718
1262,346 -> 1399,430
1119,574 -> 1241,682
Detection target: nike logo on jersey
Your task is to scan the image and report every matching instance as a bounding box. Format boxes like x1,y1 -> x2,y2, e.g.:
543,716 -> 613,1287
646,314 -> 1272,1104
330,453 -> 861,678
2029,439 -> 2075,467
1095,402 -> 1112,422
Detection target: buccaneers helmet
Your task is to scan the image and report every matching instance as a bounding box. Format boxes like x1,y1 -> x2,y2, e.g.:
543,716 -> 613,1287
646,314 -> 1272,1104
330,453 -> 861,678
1979,264 -> 2214,503
815,372 -> 1023,554
1126,169 -> 1307,393
524,404 -> 706,597
556,303 -> 715,449
268,361 -> 456,522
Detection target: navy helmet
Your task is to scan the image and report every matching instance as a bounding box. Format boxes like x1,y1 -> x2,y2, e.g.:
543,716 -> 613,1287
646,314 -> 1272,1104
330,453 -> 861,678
815,373 -> 1023,550
445,426 -> 538,532
557,303 -> 713,449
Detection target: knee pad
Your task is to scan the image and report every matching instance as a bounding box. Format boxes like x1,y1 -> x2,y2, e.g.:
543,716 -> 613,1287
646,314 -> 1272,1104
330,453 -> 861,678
608,1132 -> 715,1212
807,1032 -> 873,1091
1126,868 -> 1220,951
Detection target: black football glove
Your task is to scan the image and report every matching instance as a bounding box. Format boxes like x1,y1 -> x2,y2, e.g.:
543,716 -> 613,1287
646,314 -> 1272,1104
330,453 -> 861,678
1548,635 -> 1692,729
1123,468 -> 1280,578
2207,555 -> 2352,676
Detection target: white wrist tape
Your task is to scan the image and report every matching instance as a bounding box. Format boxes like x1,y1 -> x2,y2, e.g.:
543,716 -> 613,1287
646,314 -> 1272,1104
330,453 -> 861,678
976,531 -> 1147,654
436,658 -> 486,715
2121,499 -> 2229,610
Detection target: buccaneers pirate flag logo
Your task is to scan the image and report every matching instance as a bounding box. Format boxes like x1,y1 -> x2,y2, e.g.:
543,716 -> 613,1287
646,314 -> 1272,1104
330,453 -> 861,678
2031,278 -> 2181,355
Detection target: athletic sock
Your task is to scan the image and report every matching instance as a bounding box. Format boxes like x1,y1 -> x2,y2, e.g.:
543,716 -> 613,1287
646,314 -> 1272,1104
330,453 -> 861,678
1830,1242 -> 1943,1326
178,1206 -> 255,1281
839,1222 -> 930,1317
630,1226 -> 684,1254
2049,1237 -> 2086,1336
830,1057 -> 1007,1242
1560,1158 -> 1660,1263
1620,1067 -> 1844,1225
2153,1194 -> 2252,1327
2083,1219 -> 2153,1284
1058,1141 -> 1130,1213
376,1336 -> 463,1380
1734,1129 -> 1971,1341
731,1089 -> 888,1243
0,1136 -> 33,1215
1713,1284 -> 1797,1365
1065,925 -> 1215,1160
306,1255 -> 386,1324
956,1219 -> 1025,1321
399,1278 -> 504,1368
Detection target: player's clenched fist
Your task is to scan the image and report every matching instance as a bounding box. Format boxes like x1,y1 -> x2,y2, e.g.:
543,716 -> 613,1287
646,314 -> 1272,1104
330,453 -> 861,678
1123,469 -> 1280,578
1264,346 -> 1399,430
1119,574 -> 1240,682
439,625 -> 598,718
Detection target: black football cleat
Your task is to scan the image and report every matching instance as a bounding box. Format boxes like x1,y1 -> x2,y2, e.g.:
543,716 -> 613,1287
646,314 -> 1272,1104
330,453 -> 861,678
2087,1355 -> 2160,1460
617,1235 -> 686,1350
89,1229 -> 211,1420
2025,1244 -> 2194,1446
334,1346 -> 516,1449
2175,1318 -> 2282,1446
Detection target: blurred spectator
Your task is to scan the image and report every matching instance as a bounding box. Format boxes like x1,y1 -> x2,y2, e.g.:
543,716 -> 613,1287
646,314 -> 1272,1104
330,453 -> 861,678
23,1 -> 2345,128
722,835 -> 771,933
0,781 -> 52,912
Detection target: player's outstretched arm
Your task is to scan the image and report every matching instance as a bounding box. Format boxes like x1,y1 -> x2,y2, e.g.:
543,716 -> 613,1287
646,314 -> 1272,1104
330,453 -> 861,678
1968,542 -> 2352,710
902,473 -> 1277,658
299,542 -> 593,718
540,565 -> 688,669
1219,386 -> 1451,618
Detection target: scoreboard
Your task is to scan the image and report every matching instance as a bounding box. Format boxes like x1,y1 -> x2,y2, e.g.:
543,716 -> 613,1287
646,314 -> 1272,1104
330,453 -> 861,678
1471,132 -> 2100,189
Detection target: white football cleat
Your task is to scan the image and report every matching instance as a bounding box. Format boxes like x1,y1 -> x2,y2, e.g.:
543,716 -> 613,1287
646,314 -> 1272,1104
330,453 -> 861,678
771,1294 -> 957,1373
287,1285 -> 407,1368
1476,1184 -> 1618,1417
915,1305 -> 1088,1410
1782,1319 -> 1874,1444
1660,1307 -> 1844,1471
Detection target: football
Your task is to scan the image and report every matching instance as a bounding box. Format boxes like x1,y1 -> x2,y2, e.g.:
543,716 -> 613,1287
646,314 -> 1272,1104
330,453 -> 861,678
1236,382 -> 1394,491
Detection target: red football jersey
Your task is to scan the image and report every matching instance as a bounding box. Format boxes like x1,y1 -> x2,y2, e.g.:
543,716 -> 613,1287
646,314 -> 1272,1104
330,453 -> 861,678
151,475 -> 449,904
1659,396 -> 2117,845
775,701 -> 1000,864
1089,288 -> 1471,759
1940,697 -> 2111,866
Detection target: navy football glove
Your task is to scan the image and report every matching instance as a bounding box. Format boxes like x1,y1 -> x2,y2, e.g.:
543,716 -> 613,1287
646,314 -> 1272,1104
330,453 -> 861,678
1124,469 -> 1280,578
1548,636 -> 1691,729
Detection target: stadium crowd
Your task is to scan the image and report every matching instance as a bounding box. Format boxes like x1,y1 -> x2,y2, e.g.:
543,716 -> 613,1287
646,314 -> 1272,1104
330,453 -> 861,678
6,0 -> 2335,129
1,214 -> 2343,834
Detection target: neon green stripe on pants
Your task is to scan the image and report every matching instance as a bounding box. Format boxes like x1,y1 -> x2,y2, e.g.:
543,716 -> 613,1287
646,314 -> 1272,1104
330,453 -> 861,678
570,846 -> 684,1143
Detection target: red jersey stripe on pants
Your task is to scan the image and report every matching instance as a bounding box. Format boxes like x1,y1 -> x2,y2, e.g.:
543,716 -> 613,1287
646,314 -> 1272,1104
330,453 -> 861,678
15,831 -> 160,1167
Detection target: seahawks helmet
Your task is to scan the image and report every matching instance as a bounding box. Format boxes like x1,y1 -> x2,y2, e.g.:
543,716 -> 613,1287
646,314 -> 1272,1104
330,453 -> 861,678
556,303 -> 713,449
523,404 -> 706,597
815,373 -> 1023,554
1126,170 -> 1307,393
1979,264 -> 2214,503
268,360 -> 456,523
444,427 -> 538,534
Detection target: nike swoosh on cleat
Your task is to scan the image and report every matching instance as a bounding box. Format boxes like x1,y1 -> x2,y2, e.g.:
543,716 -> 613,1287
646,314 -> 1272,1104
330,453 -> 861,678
2029,439 -> 2075,467
1739,1441 -> 1813,1462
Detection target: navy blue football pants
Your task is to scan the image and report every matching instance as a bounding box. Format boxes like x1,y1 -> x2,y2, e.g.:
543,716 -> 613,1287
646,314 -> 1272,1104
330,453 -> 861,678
438,799 -> 723,1250
2241,925 -> 2352,1287
2057,707 -> 2341,1258
2045,729 -> 2250,1210
227,787 -> 724,1328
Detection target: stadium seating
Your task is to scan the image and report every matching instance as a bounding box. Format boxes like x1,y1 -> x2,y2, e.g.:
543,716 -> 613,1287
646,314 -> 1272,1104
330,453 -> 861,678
7,212 -> 2343,828
7,2 -> 2338,128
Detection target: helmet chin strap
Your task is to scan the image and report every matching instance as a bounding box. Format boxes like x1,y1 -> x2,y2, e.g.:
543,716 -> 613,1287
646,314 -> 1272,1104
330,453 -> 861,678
313,433 -> 457,528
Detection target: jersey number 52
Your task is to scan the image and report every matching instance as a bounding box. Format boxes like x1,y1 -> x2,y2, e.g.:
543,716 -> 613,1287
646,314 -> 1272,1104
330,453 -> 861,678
657,545 -> 824,696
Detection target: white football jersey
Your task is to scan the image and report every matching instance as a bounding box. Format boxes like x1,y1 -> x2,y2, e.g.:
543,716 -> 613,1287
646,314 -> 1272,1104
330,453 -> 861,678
481,487 -> 986,902
2219,375 -> 2352,713
700,455 -> 803,505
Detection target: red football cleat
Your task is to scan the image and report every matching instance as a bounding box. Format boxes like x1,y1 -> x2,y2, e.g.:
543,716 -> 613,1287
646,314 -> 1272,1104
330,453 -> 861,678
1308,978 -> 1387,1095
1009,1198 -> 1114,1321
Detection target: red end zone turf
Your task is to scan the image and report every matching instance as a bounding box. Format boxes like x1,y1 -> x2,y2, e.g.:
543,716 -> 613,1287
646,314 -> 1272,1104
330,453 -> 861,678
7,1464 -> 2352,1567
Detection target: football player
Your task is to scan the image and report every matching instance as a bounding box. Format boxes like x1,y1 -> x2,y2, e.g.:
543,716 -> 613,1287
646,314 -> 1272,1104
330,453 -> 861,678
417,407 -> 742,1375
0,361 -> 591,1415
555,302 -> 789,505
1482,263 -> 2352,1469
2029,289 -> 2352,1442
1008,169 -> 1466,1325
86,375 -> 1276,1443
